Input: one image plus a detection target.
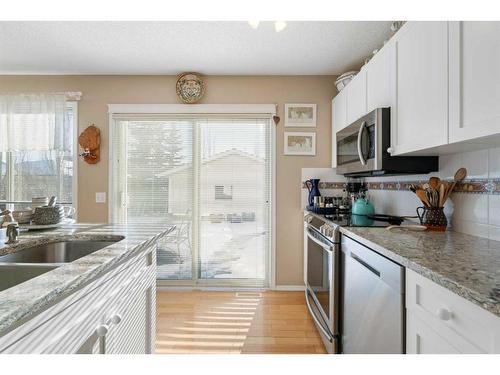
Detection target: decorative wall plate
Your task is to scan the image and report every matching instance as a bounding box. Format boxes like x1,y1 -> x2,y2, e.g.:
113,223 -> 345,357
176,73 -> 205,103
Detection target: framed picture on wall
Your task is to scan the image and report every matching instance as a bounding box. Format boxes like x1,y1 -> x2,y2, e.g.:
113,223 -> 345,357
284,103 -> 317,127
284,132 -> 316,156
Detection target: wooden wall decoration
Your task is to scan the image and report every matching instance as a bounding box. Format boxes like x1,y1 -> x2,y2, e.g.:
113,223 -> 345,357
78,124 -> 100,164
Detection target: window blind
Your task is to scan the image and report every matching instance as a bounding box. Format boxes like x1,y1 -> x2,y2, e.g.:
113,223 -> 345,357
111,114 -> 272,287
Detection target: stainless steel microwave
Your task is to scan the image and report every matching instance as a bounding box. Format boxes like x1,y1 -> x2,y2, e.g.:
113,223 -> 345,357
335,108 -> 438,176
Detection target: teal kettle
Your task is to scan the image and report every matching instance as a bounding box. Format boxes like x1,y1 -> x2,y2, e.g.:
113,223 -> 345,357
351,198 -> 375,226
351,197 -> 375,216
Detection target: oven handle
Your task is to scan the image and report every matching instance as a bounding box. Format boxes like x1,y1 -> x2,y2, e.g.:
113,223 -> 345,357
305,290 -> 332,343
357,120 -> 368,166
306,225 -> 333,253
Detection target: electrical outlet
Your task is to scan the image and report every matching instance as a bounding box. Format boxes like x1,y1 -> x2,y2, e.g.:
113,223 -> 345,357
95,192 -> 106,203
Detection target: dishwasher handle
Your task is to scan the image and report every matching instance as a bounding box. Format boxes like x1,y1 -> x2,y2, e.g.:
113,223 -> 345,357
350,252 -> 381,277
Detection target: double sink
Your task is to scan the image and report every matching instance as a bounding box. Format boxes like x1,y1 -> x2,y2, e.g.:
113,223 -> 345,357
0,240 -> 121,292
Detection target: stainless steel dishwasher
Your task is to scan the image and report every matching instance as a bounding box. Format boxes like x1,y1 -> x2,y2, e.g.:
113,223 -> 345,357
340,234 -> 405,353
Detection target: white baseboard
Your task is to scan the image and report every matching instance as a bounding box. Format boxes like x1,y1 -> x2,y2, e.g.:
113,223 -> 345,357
156,286 -> 266,292
156,285 -> 305,292
272,285 -> 305,291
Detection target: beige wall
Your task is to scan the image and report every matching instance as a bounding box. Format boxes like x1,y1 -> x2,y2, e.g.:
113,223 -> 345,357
0,75 -> 337,285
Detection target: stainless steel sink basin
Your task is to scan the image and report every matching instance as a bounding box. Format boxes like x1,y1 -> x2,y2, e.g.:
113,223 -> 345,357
0,240 -> 118,264
0,264 -> 58,292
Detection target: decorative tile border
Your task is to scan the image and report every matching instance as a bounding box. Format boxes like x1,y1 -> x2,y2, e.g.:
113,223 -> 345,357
302,179 -> 500,195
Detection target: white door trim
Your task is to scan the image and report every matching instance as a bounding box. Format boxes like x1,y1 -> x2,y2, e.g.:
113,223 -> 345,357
108,103 -> 277,115
108,104 -> 277,289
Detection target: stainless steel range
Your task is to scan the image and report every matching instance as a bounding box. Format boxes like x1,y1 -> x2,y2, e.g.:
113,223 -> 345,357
304,212 -> 405,354
304,213 -> 340,353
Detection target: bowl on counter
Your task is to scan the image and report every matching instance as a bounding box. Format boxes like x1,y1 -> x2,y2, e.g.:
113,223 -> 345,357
33,205 -> 64,225
12,209 -> 33,224
31,197 -> 49,212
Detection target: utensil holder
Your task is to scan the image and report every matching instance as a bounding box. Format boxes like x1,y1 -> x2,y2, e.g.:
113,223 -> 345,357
416,206 -> 447,231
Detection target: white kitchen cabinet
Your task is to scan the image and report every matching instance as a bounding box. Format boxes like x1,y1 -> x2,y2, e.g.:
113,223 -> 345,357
449,21 -> 500,144
407,313 -> 461,354
406,269 -> 500,354
346,70 -> 367,125
0,246 -> 156,354
332,90 -> 347,167
366,40 -> 395,113
391,22 -> 449,155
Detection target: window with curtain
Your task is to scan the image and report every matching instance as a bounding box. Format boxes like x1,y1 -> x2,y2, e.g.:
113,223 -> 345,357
111,113 -> 272,287
0,94 -> 75,212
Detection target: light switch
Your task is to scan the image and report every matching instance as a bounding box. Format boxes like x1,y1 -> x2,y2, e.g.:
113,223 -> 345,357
95,192 -> 106,203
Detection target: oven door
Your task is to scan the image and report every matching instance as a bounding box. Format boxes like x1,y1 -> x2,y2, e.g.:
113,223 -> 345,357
336,109 -> 380,175
305,224 -> 339,352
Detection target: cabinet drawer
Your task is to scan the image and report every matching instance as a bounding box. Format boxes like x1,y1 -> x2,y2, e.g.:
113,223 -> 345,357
407,312 -> 460,354
0,246 -> 156,353
406,269 -> 500,353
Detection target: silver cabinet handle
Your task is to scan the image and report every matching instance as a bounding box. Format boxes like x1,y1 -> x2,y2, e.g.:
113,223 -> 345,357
95,324 -> 109,354
110,314 -> 122,325
357,120 -> 367,165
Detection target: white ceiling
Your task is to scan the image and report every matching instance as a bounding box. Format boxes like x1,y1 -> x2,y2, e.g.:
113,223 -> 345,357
0,21 -> 393,75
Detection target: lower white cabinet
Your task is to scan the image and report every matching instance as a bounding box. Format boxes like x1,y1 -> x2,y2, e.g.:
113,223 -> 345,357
0,246 -> 156,354
406,269 -> 500,354
407,313 -> 460,354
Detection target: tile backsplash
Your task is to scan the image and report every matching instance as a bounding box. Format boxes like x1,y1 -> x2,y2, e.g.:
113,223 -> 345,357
302,147 -> 500,240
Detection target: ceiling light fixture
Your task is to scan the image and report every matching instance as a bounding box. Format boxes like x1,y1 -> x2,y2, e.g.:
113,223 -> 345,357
274,21 -> 287,32
247,21 -> 287,32
248,21 -> 260,29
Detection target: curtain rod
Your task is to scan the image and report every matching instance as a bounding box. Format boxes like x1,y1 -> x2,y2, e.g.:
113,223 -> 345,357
0,92 -> 82,101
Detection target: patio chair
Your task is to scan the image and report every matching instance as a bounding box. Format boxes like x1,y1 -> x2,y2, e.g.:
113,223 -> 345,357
157,210 -> 191,264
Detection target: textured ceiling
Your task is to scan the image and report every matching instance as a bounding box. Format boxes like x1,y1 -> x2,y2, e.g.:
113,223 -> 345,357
0,21 -> 393,75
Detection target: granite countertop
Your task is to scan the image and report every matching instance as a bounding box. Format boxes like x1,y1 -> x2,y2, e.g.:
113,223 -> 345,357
337,224 -> 500,318
0,222 -> 175,337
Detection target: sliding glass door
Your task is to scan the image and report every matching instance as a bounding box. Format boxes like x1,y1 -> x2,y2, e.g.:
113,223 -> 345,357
111,115 -> 272,287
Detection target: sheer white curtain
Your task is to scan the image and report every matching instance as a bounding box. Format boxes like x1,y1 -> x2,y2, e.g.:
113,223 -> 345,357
0,93 -> 69,152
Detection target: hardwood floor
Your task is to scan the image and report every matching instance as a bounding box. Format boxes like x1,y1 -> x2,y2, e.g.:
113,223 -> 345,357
155,290 -> 327,354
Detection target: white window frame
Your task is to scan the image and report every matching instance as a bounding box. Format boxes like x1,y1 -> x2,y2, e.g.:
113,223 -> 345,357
1,101 -> 78,219
108,104 -> 277,289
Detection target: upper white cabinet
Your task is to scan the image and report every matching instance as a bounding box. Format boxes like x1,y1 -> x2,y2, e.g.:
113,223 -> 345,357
366,40 -> 395,112
332,89 -> 347,167
449,21 -> 500,143
346,70 -> 367,125
331,21 -> 500,159
391,22 -> 449,155
332,87 -> 347,132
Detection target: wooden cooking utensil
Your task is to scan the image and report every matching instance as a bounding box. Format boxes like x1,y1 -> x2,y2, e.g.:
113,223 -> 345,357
454,167 -> 467,182
444,167 -> 467,202
429,176 -> 441,191
439,183 -> 446,207
416,189 -> 430,207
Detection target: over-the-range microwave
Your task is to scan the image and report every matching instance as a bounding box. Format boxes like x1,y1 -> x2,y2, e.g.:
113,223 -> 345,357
335,108 -> 438,177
